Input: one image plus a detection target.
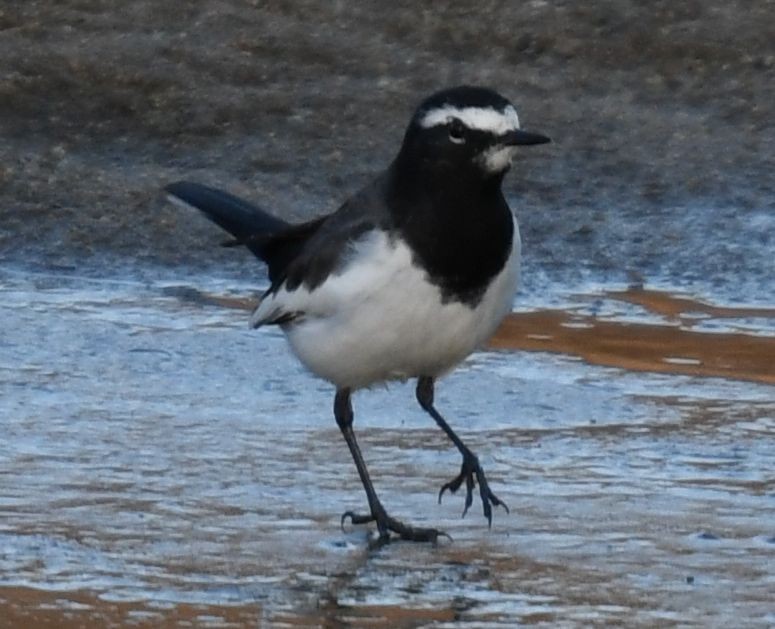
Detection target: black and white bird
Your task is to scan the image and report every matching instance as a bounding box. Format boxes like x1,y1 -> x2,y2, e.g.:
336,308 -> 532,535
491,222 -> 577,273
166,85 -> 549,542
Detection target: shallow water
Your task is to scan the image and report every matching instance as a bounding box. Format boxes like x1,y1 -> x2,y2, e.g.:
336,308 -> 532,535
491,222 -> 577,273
1,267 -> 774,627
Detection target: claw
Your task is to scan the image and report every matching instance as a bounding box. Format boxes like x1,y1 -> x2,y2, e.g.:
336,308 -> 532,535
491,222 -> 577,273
438,453 -> 509,525
341,510 -> 375,532
438,475 -> 463,504
463,470 -> 475,518
340,509 -> 450,543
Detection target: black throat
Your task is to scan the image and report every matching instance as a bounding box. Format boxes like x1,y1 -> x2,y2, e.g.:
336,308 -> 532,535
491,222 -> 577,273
386,151 -> 515,308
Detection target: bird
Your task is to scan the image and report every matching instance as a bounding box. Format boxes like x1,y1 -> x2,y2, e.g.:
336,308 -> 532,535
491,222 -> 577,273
166,85 -> 549,542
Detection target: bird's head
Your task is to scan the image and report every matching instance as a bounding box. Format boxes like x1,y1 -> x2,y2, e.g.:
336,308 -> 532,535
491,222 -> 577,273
399,86 -> 549,181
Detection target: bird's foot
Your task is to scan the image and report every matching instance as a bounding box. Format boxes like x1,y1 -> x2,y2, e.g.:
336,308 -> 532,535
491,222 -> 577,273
438,451 -> 509,526
341,508 -> 450,543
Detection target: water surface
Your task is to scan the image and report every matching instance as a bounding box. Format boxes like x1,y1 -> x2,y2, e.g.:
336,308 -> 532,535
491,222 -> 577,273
1,268 -> 773,627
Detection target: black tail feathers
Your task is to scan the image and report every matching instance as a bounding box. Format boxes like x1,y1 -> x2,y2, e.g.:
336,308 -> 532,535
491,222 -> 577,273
165,181 -> 289,235
166,181 -> 322,284
165,180 -> 289,258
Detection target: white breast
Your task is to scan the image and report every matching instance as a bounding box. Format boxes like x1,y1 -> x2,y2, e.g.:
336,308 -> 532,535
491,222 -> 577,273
256,224 -> 521,390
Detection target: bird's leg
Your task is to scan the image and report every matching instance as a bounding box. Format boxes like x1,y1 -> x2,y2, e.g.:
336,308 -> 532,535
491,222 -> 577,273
416,376 -> 509,526
334,388 -> 445,543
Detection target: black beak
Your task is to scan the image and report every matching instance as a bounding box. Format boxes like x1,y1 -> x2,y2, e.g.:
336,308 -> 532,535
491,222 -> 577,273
503,129 -> 551,146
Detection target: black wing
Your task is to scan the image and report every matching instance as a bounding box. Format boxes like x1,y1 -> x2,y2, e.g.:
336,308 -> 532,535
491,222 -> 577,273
167,172 -> 394,295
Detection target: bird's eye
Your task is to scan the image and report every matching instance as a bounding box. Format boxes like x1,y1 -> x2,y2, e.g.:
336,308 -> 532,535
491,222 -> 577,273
448,119 -> 466,144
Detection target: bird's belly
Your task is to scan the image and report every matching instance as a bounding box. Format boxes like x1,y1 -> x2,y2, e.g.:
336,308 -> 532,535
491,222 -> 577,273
283,232 -> 520,389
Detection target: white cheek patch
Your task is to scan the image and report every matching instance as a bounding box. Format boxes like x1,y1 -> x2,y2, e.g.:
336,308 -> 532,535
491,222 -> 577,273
419,104 -> 520,135
479,145 -> 518,173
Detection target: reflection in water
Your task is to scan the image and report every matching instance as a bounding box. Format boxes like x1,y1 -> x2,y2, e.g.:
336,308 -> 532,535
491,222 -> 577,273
0,271 -> 773,626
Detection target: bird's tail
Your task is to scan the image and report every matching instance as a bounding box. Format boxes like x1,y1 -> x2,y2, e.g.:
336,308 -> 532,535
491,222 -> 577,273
166,180 -> 329,285
165,181 -> 289,257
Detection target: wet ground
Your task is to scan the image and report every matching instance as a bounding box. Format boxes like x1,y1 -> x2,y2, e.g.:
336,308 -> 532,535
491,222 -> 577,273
1,266 -> 773,627
2,1 -> 775,277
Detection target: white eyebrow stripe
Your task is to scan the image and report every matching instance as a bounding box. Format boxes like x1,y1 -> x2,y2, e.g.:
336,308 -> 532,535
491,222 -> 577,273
419,105 -> 520,134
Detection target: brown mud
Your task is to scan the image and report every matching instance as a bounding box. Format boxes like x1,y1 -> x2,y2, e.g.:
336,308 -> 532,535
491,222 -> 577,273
1,1 -> 774,286
491,289 -> 775,385
172,285 -> 775,384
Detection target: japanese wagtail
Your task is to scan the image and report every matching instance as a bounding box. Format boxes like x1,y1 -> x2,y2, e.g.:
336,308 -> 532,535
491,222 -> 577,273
166,85 -> 550,542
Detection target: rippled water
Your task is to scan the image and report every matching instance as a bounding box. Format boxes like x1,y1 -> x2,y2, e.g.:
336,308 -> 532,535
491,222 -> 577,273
1,267 -> 774,627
